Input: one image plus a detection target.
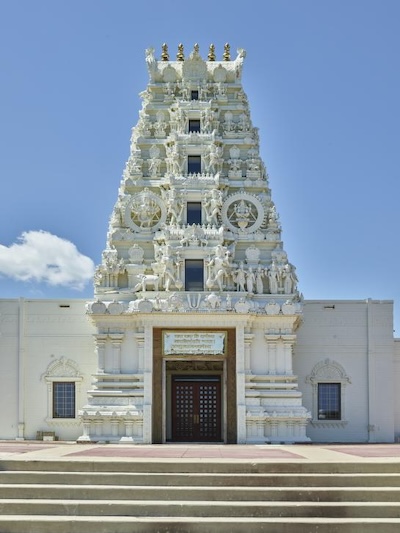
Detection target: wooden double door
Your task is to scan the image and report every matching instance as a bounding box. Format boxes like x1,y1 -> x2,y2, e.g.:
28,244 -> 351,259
171,375 -> 222,442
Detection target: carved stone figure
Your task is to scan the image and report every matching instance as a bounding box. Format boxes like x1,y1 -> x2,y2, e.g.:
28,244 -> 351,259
205,292 -> 221,310
159,246 -> 177,291
256,266 -> 264,294
148,157 -> 161,177
246,267 -> 255,293
283,263 -> 298,294
133,274 -> 160,292
223,111 -> 235,132
233,261 -> 246,292
165,188 -> 184,225
166,144 -> 184,175
206,144 -> 223,174
206,244 -> 231,291
268,261 -> 279,294
131,189 -> 162,228
201,108 -> 214,132
203,188 -> 223,226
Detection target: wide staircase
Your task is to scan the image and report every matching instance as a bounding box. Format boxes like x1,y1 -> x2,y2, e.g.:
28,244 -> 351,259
0,459 -> 400,532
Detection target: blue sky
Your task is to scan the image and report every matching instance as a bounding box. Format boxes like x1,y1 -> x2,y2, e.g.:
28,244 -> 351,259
0,1 -> 399,332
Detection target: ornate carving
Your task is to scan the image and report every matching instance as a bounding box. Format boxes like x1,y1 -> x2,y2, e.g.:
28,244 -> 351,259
221,192 -> 265,233
203,188 -> 223,226
206,244 -> 232,291
124,188 -> 166,231
43,357 -> 82,379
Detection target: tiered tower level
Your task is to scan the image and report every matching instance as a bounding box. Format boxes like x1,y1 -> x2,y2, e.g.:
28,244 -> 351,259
81,44 -> 311,444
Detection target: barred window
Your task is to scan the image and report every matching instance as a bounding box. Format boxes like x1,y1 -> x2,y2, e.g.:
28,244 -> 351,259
318,383 -> 341,420
53,382 -> 75,418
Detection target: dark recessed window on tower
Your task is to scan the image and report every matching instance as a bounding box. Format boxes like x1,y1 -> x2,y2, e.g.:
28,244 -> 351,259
187,202 -> 202,225
185,259 -> 204,291
191,90 -> 199,100
188,155 -> 201,174
189,119 -> 201,133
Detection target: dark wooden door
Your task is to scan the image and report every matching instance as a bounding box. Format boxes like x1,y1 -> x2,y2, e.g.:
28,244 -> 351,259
172,376 -> 221,442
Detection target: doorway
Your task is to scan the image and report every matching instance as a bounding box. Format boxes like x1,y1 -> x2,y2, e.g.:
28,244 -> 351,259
171,375 -> 221,442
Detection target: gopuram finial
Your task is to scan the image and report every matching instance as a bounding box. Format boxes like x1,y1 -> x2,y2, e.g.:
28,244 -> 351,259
223,43 -> 231,61
208,44 -> 216,61
176,43 -> 185,61
161,43 -> 169,61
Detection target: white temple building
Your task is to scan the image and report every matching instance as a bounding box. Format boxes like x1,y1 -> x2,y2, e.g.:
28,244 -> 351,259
1,44 -> 399,444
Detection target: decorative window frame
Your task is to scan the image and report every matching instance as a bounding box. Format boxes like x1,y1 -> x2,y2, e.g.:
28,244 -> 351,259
306,358 -> 351,428
42,357 -> 83,427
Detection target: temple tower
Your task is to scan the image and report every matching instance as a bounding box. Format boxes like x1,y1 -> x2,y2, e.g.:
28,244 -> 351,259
79,44 -> 310,444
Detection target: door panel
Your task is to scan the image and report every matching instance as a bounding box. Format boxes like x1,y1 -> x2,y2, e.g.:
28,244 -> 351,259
172,376 -> 221,442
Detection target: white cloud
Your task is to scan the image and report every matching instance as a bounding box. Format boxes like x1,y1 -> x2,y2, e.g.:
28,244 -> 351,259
0,231 -> 95,290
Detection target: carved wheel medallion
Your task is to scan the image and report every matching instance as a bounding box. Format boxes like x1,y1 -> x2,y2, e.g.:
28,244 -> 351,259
221,192 -> 265,233
124,189 -> 166,231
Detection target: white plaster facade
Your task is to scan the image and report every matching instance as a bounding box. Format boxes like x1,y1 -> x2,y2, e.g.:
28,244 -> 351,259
0,298 -> 398,443
0,45 -> 398,444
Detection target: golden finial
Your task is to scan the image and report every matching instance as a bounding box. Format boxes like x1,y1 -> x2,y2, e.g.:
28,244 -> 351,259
161,43 -> 169,61
208,44 -> 216,61
176,43 -> 185,61
223,43 -> 231,61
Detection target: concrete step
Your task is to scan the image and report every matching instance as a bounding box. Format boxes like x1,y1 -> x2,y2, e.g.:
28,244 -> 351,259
1,458 -> 400,532
3,459 -> 400,474
1,484 -> 400,502
1,515 -> 400,533
2,470 -> 400,486
1,499 -> 400,518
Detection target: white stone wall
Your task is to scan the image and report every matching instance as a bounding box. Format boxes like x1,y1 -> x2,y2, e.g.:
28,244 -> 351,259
0,298 -> 398,443
295,299 -> 395,443
0,299 -> 96,441
394,339 -> 400,441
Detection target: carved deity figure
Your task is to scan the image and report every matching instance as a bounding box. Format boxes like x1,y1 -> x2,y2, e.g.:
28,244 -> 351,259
268,260 -> 279,294
233,261 -> 246,292
246,267 -> 255,293
223,111 -> 235,132
148,158 -> 161,177
166,188 -> 184,225
238,112 -> 251,132
282,263 -> 298,294
203,188 -> 223,226
166,144 -> 184,175
159,246 -> 177,291
154,111 -> 167,137
201,108 -> 214,132
206,245 -> 231,291
206,144 -> 223,174
255,266 -> 264,294
233,200 -> 252,229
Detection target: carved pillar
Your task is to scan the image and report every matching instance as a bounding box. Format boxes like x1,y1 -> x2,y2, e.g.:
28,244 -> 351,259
134,329 -> 145,373
95,335 -> 108,373
124,420 -> 134,438
94,420 -> 103,437
142,325 -> 153,443
111,419 -> 119,437
270,420 -> 279,440
265,339 -> 278,374
110,334 -> 124,374
236,326 -> 246,444
244,330 -> 254,375
283,338 -> 294,375
82,420 -> 92,439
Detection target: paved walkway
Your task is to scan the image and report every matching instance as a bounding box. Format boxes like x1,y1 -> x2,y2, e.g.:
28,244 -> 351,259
1,442 -> 400,463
